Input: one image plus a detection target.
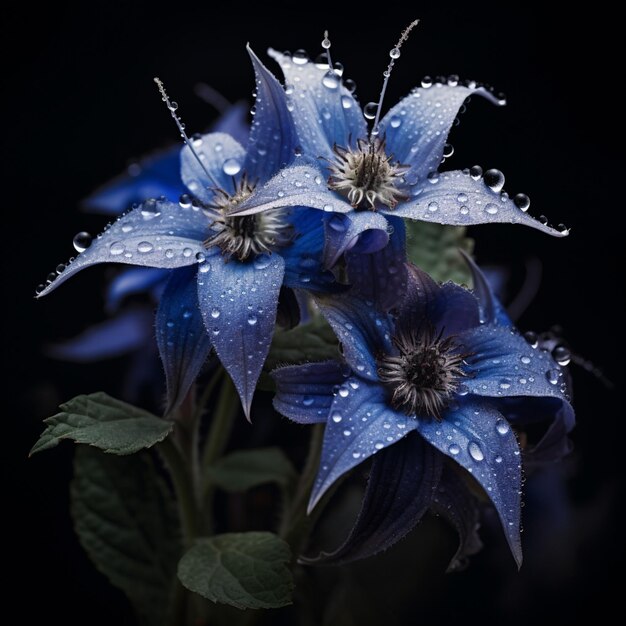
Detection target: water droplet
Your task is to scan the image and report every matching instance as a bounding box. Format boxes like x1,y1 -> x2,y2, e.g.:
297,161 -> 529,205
109,242 -> 125,256
546,369 -> 559,385
328,215 -> 346,232
495,419 -> 510,435
513,193 -> 530,212
341,95 -> 353,109
314,52 -> 329,70
443,143 -> 454,158
524,331 -> 539,348
293,49 -> 308,65
55,263 -> 66,274
72,231 -> 92,253
323,204 -> 334,212
363,102 -> 378,120
468,441 -> 484,461
553,345 -> 571,366
182,247 -> 193,258
331,411 -> 342,423
484,169 -> 505,192
427,201 -> 439,213
469,165 -> 483,180
389,115 -> 402,128
179,193 -> 192,209
374,441 -> 385,450
137,241 -> 153,253
254,254 -> 272,270
456,383 -> 469,396
199,262 -> 211,273
539,215 -> 549,225
338,386 -> 349,398
421,76 -> 432,88
344,78 -> 357,93
447,74 -> 459,86
495,455 -> 503,464
389,47 -> 401,59
484,203 -> 499,215
448,443 -> 460,455
247,314 -> 258,326
322,70 -> 340,89
343,429 -> 351,437
195,252 -> 206,263
459,206 -> 469,215
520,356 -> 531,364
557,223 -> 570,235
457,193 -> 468,203
352,451 -> 361,459
211,308 -> 221,319
223,158 -> 241,176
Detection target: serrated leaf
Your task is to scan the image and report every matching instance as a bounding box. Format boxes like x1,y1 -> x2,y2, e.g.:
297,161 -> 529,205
265,315 -> 339,371
405,221 -> 474,285
30,392 -> 172,455
206,447 -> 296,493
178,532 -> 294,610
71,447 -> 181,626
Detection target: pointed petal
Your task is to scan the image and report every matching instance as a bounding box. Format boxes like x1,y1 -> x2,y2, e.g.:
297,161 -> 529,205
180,132 -> 247,204
309,377 -> 417,511
460,250 -> 511,325
381,83 -> 502,180
281,208 -> 340,293
431,463 -> 483,572
345,216 -> 407,311
82,146 -> 184,215
244,47 -> 298,183
393,170 -> 566,237
323,210 -> 390,268
228,163 -> 352,216
212,101 -> 250,147
38,201 -> 209,297
156,267 -> 213,415
304,433 -> 442,564
313,294 -> 394,382
460,325 -> 575,433
46,308 -> 154,362
197,253 -> 285,419
268,49 -> 367,160
416,399 -> 523,567
272,360 -> 350,424
105,267 -> 168,312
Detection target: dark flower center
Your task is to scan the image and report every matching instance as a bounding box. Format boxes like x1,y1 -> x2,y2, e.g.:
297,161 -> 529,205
327,137 -> 408,210
204,174 -> 293,261
377,324 -> 470,419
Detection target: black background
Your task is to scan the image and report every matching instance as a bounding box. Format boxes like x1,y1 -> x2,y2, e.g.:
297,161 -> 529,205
4,1 -> 623,623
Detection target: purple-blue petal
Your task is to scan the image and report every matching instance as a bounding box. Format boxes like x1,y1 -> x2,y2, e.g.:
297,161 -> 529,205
416,398 -> 522,567
197,253 -> 285,419
309,377 -> 417,511
244,47 -> 298,183
105,267 -> 168,312
272,360 -> 350,425
156,266 -> 213,415
393,170 -> 567,237
38,201 -> 209,297
212,101 -> 249,148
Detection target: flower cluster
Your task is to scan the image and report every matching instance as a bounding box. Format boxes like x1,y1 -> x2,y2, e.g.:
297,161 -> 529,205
38,28 -> 573,571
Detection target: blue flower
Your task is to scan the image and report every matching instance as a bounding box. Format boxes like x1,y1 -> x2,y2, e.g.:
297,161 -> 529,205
38,49 -> 337,419
272,259 -> 574,566
230,46 -> 568,266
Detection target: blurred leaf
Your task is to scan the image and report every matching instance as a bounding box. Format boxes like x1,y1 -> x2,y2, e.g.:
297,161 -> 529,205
71,447 -> 181,626
206,447 -> 296,493
178,532 -> 294,609
406,222 -> 474,285
30,392 -> 172,456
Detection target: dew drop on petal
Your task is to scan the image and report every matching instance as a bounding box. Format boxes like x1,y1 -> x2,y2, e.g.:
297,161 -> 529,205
109,242 -> 125,255
546,369 -> 559,385
469,165 -> 483,180
331,411 -> 342,423
137,241 -> 154,253
293,49 -> 308,65
222,158 -> 241,176
363,102 -> 378,120
484,203 -> 499,215
513,193 -> 531,212
484,169 -> 505,192
247,314 -> 258,326
495,419 -> 510,435
73,231 -> 92,252
553,345 -> 571,366
468,441 -> 484,461
448,443 -> 460,455
211,308 -> 221,319
322,70 -> 340,90
254,254 -> 272,270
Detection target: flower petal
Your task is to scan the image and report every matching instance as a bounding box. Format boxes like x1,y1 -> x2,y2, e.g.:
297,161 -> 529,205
303,432 -> 442,564
345,216 -> 407,311
309,377 -> 417,511
156,266 -> 213,415
197,253 -> 285,419
268,49 -> 367,160
416,398 -> 523,567
323,210 -> 390,268
38,201 -> 209,297
46,308 -> 154,362
280,208 -> 340,293
392,170 -> 567,237
212,101 -> 250,147
313,294 -> 394,382
272,360 -> 350,424
105,267 -> 168,312
380,83 -> 502,181
228,163 -> 352,217
180,132 -> 247,204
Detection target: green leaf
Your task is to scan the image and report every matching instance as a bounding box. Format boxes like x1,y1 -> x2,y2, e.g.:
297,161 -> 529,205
30,392 -> 173,456
206,447 -> 296,493
178,532 -> 294,610
71,447 -> 181,626
265,315 -> 339,371
405,221 -> 474,285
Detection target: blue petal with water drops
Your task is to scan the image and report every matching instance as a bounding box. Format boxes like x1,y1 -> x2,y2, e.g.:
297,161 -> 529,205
302,432 -> 442,565
196,253 -> 285,419
105,267 -> 168,312
416,398 -> 523,568
345,216 -> 407,311
37,200 -> 209,298
389,170 -> 567,237
323,210 -> 390,268
156,266 -> 213,415
268,48 -> 366,160
280,208 -> 340,293
313,294 -> 394,382
245,47 -> 298,183
272,360 -> 350,425
46,308 -> 154,362
459,324 -> 575,433
228,162 -> 352,217
379,83 -> 502,182
180,132 -> 247,204
308,377 -> 418,512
